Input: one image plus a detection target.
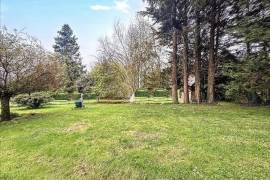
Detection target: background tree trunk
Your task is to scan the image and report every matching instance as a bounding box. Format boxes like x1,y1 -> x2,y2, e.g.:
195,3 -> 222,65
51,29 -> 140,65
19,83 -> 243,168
207,0 -> 216,104
172,28 -> 179,104
1,95 -> 11,121
194,9 -> 201,104
182,31 -> 189,104
182,2 -> 189,104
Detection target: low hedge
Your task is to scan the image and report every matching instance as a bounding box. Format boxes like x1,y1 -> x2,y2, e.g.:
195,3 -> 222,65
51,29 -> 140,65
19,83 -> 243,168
135,89 -> 169,97
52,90 -> 168,100
135,89 -> 150,97
153,89 -> 169,97
52,92 -> 96,100
52,93 -> 69,100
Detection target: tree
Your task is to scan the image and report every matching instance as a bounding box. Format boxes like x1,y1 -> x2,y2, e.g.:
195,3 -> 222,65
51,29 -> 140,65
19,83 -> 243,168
0,28 -> 62,121
206,0 -> 217,104
96,16 -> 161,102
143,0 -> 182,104
143,62 -> 163,94
53,24 -> 85,94
224,0 -> 270,105
179,0 -> 191,104
91,61 -> 130,100
143,0 -> 269,105
191,0 -> 205,104
21,53 -> 66,94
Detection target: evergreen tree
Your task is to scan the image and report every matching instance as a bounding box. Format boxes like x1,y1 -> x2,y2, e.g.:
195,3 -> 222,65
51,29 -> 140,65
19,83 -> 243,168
53,24 -> 85,93
143,0 -> 269,105
224,0 -> 270,105
143,0 -> 183,104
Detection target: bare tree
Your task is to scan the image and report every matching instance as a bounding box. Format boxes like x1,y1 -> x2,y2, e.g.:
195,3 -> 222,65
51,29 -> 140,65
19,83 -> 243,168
96,16 -> 161,102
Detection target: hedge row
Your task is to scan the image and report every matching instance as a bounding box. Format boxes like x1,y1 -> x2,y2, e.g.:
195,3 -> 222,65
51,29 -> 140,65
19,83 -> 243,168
135,90 -> 150,97
135,89 -> 169,97
153,89 -> 169,97
52,89 -> 169,100
52,93 -> 96,100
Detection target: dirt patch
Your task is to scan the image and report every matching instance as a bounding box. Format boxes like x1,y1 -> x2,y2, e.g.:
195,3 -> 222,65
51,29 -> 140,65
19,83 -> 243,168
65,122 -> 90,133
73,162 -> 91,177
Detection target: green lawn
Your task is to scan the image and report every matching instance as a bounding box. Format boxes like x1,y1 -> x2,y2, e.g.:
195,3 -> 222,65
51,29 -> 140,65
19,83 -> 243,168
0,99 -> 270,179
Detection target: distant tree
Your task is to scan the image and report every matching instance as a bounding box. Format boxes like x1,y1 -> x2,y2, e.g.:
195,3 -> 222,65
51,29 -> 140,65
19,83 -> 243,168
53,24 -> 85,94
143,63 -> 162,94
0,28 -> 62,121
160,66 -> 171,90
76,73 -> 93,93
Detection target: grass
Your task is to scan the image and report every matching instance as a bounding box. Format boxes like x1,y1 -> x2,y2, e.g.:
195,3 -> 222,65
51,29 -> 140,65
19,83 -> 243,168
0,98 -> 270,179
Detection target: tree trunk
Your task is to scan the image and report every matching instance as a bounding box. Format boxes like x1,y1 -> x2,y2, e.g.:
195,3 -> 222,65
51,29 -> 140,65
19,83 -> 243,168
246,0 -> 251,58
207,0 -> 216,104
1,95 -> 11,121
171,28 -> 179,104
182,2 -> 189,104
194,9 -> 201,104
182,31 -> 189,104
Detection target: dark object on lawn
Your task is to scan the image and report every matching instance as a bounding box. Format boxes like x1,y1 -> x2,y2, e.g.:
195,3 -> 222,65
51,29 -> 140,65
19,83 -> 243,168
75,100 -> 83,108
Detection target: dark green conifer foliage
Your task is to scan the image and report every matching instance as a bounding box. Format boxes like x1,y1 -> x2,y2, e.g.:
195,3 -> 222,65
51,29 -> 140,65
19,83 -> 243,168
53,24 -> 85,93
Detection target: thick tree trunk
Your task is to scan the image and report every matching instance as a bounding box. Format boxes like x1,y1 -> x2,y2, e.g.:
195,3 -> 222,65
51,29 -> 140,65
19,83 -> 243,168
171,28 -> 179,104
1,95 -> 11,121
194,9 -> 201,104
182,31 -> 189,104
207,0 -> 216,104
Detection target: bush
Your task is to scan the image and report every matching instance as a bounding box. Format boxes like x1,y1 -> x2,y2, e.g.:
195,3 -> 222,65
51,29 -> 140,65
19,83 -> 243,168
14,92 -> 53,108
153,89 -> 169,97
135,89 -> 150,97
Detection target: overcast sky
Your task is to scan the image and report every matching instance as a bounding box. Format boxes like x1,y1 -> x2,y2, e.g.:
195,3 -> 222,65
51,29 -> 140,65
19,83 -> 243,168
0,0 -> 147,68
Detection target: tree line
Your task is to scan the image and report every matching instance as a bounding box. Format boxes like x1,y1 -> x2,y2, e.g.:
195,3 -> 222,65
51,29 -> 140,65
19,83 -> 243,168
91,0 -> 269,104
1,0 -> 269,120
142,0 -> 269,104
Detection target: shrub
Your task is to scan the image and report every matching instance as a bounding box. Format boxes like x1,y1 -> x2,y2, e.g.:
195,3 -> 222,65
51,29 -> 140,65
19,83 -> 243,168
14,92 -> 53,108
153,89 -> 169,97
135,89 -> 150,97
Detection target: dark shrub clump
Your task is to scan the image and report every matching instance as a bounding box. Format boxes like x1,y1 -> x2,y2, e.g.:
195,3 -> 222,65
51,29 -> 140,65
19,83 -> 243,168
13,92 -> 53,108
